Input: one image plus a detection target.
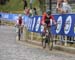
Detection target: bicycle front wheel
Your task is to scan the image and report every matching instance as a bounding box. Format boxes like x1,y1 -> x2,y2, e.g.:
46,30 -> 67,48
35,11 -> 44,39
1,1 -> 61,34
49,40 -> 53,50
18,28 -> 21,40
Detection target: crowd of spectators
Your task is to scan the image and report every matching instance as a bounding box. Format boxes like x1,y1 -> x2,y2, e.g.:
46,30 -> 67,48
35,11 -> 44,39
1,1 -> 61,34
56,0 -> 73,43
23,0 -> 38,16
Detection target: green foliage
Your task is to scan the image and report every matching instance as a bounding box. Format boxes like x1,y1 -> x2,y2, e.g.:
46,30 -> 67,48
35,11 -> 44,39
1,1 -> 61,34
0,0 -> 39,13
0,0 -> 23,12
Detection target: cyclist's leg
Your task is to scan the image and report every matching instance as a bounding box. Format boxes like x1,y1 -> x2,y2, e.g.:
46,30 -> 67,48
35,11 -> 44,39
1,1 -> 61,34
18,27 -> 20,40
47,28 -> 51,49
18,26 -> 21,40
41,32 -> 47,48
44,40 -> 46,48
49,33 -> 53,50
21,25 -> 23,34
41,33 -> 45,46
42,24 -> 47,48
0,19 -> 1,25
48,36 -> 50,48
47,27 -> 53,50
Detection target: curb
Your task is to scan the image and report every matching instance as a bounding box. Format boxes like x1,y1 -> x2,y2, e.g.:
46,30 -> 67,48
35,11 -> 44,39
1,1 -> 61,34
54,45 -> 75,54
24,40 -> 75,54
22,25 -> 75,54
26,40 -> 42,46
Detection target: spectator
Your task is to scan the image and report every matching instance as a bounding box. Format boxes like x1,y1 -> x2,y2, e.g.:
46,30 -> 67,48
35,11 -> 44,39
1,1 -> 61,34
24,7 -> 30,16
32,7 -> 38,16
30,0 -> 33,9
56,0 -> 62,13
57,0 -> 72,14
23,0 -> 28,10
24,7 -> 33,17
56,0 -> 72,44
29,8 -> 33,16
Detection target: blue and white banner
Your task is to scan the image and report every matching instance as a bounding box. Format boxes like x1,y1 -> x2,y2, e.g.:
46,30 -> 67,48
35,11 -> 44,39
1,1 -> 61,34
0,12 -> 75,36
63,14 -> 75,36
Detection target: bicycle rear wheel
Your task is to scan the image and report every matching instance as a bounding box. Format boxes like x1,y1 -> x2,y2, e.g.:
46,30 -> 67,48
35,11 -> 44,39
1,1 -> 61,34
48,35 -> 53,50
0,20 -> 1,25
41,36 -> 46,48
18,28 -> 21,40
49,40 -> 53,50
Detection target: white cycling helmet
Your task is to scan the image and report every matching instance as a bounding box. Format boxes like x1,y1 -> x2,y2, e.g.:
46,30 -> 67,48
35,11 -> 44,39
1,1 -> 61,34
18,14 -> 22,17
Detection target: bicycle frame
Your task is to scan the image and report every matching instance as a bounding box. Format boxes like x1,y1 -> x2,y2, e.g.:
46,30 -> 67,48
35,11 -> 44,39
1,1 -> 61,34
17,25 -> 23,40
41,25 -> 54,50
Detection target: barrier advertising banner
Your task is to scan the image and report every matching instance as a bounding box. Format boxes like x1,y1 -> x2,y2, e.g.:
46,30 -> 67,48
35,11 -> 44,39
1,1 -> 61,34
0,12 -> 75,36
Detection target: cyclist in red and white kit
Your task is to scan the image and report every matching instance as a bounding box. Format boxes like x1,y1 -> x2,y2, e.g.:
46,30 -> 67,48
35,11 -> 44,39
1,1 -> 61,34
16,14 -> 24,33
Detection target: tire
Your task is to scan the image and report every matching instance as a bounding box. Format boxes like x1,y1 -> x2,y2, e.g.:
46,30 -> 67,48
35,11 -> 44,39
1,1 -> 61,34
18,28 -> 21,40
41,25 -> 54,50
48,35 -> 53,50
41,32 -> 46,48
42,38 -> 46,48
49,40 -> 53,50
0,20 -> 1,25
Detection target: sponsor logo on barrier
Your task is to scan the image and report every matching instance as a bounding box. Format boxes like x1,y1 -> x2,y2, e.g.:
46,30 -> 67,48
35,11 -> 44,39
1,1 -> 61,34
1,12 -> 75,36
41,25 -> 44,32
28,18 -> 32,30
32,18 -> 36,30
4,14 -> 9,19
56,16 -> 62,33
64,16 -> 72,34
74,24 -> 75,34
14,16 -> 18,20
35,17 -> 41,31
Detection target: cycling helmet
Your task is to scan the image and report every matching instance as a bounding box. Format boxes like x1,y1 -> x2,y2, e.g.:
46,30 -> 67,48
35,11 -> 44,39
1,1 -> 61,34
46,9 -> 51,15
18,14 -> 22,17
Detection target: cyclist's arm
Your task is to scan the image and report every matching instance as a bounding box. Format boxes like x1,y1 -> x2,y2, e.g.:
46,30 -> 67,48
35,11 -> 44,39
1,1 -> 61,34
50,15 -> 57,25
41,13 -> 46,25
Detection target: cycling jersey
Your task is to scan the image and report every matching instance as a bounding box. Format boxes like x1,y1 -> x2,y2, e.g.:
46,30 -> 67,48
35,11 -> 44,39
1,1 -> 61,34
18,18 -> 22,25
16,17 -> 23,26
41,12 -> 56,27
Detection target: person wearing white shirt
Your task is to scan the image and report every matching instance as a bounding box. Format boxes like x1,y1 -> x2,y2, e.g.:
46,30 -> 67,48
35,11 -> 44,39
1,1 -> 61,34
56,0 -> 72,45
57,0 -> 72,14
30,0 -> 33,9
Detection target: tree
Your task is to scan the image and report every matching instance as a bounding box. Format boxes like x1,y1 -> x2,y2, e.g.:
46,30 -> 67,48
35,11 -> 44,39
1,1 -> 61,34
38,0 -> 46,13
0,0 -> 9,5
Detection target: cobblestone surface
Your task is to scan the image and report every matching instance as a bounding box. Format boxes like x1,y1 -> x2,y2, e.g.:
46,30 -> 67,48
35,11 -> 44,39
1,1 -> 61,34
0,25 -> 75,60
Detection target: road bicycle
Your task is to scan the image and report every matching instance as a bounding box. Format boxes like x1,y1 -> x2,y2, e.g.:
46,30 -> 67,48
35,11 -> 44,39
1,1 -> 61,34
16,25 -> 23,40
41,24 -> 56,50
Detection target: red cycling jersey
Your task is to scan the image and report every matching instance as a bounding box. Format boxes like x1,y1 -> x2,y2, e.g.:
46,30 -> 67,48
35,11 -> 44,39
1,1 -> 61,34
41,12 -> 56,26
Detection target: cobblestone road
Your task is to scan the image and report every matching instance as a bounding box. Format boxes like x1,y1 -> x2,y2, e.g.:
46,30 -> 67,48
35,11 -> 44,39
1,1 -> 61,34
0,26 -> 75,60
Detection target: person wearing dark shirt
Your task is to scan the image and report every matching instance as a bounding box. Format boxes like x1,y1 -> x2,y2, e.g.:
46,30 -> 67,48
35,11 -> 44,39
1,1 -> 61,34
23,0 -> 28,9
